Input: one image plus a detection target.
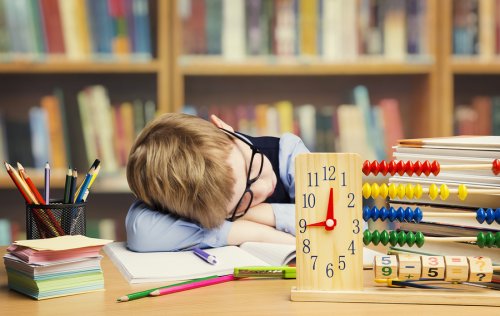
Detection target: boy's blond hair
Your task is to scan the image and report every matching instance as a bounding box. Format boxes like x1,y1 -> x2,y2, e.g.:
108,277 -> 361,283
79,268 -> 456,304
126,113 -> 235,229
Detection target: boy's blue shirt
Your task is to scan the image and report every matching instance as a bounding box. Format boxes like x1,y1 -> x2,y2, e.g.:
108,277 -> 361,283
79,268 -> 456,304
126,133 -> 309,252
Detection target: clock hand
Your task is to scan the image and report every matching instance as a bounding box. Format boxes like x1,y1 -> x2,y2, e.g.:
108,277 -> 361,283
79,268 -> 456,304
307,220 -> 326,227
325,188 -> 336,231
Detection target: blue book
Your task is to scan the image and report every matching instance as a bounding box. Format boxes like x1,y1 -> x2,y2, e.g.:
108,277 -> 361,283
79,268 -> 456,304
86,0 -> 113,56
0,219 -> 11,246
132,0 -> 152,59
29,106 -> 51,169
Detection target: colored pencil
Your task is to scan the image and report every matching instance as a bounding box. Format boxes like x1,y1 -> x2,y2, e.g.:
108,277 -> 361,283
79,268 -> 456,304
75,159 -> 100,199
117,275 -> 219,302
69,169 -> 77,203
44,162 -> 50,203
82,164 -> 100,202
149,275 -> 235,297
63,167 -> 72,204
74,168 -> 94,203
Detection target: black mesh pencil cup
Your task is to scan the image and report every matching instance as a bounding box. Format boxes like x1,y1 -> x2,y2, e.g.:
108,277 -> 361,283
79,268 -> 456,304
25,201 -> 86,239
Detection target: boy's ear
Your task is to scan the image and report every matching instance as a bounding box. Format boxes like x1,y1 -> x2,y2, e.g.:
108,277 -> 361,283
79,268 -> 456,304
210,114 -> 234,132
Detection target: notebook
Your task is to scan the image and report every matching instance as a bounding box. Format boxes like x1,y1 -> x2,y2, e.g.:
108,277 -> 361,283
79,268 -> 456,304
104,242 -> 383,284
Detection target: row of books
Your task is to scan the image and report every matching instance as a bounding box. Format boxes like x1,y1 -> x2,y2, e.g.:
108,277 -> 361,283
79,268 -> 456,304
180,0 -> 428,60
455,95 -> 500,136
0,218 -> 117,246
183,85 -> 405,160
0,0 -> 152,61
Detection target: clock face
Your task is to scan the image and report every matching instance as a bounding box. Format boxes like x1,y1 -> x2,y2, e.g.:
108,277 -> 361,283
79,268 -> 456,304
295,153 -> 363,291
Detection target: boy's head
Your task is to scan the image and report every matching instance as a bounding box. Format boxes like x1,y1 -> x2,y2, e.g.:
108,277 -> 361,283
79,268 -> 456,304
126,113 -> 235,229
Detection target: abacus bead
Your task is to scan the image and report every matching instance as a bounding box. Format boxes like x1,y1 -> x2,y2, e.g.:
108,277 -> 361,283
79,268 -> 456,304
404,207 -> 414,222
413,160 -> 423,176
379,184 -> 389,198
431,160 -> 440,176
370,160 -> 380,176
496,208 -> 500,224
397,207 -> 405,222
371,183 -> 380,199
388,160 -> 398,176
422,160 -> 432,176
362,183 -> 371,199
396,160 -> 405,176
388,184 -> 397,199
380,230 -> 390,246
397,231 -> 407,246
397,184 -> 406,199
458,184 -> 468,201
492,159 -> 500,175
413,207 -> 423,223
379,160 -> 389,176
380,206 -> 389,221
405,161 -> 414,176
363,206 -> 371,222
406,231 -> 416,247
485,232 -> 495,248
405,184 -> 414,199
362,160 -> 371,176
477,232 -> 485,248
485,208 -> 495,225
439,184 -> 449,200
414,184 -> 423,199
371,230 -> 381,245
495,232 -> 500,247
429,184 -> 439,200
415,232 -> 425,247
389,231 -> 399,246
476,208 -> 486,224
363,230 -> 372,245
388,207 -> 397,222
371,206 -> 380,221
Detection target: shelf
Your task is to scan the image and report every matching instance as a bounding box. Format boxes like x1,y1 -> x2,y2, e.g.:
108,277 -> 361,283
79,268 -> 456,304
178,56 -> 435,76
452,57 -> 500,74
0,60 -> 160,74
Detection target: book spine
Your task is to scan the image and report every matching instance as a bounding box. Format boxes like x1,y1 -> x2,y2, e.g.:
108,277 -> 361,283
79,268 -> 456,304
222,0 -> 245,60
39,0 -> 65,55
132,0 -> 151,59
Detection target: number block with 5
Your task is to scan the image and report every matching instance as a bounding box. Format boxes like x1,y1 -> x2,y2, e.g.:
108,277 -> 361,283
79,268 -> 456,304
374,255 -> 398,279
421,256 -> 445,280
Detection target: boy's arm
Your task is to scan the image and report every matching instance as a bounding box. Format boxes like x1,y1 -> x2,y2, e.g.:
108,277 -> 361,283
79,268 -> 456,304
242,203 -> 295,235
226,219 -> 295,245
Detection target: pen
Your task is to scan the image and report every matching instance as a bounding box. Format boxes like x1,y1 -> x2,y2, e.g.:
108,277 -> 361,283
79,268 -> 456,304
149,274 -> 234,297
234,266 -> 296,279
193,247 -> 217,265
374,279 -> 442,289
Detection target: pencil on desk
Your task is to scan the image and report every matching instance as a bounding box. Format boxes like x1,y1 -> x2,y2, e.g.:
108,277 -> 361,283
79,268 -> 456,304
149,275 -> 235,297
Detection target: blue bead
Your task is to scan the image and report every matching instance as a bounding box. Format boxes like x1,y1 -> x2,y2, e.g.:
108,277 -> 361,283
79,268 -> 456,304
404,207 -> 414,222
363,206 -> 371,222
371,207 -> 380,221
397,207 -> 405,222
495,209 -> 500,224
380,207 -> 389,221
388,207 -> 397,222
413,207 -> 423,223
476,208 -> 486,224
486,208 -> 495,225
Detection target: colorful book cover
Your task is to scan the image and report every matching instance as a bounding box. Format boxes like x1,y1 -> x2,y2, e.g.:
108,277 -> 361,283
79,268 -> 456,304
298,0 -> 317,56
132,0 -> 152,58
41,96 -> 67,169
39,0 -> 65,55
86,0 -> 113,56
109,0 -> 131,56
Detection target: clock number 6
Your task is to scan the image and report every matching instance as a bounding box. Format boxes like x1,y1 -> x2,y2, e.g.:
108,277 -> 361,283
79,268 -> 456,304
326,263 -> 334,278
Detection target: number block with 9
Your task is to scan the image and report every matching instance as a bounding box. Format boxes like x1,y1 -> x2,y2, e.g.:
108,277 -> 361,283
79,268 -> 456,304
374,255 -> 398,279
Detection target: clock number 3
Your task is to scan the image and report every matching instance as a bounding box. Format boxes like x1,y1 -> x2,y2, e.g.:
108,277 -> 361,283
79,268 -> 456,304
352,219 -> 360,234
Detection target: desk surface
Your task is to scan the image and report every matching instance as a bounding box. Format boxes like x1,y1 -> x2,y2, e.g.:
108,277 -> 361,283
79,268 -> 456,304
1,246 -> 499,316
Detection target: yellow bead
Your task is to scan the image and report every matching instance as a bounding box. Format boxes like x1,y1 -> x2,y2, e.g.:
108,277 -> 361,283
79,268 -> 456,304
458,184 -> 468,200
429,184 -> 438,200
363,183 -> 372,199
371,183 -> 380,199
388,183 -> 398,199
405,184 -> 414,199
414,184 -> 423,199
379,183 -> 389,199
439,184 -> 449,200
397,184 -> 406,199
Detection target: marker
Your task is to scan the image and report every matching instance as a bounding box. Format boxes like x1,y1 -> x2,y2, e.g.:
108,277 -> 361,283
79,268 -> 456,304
193,247 -> 217,265
233,266 -> 296,279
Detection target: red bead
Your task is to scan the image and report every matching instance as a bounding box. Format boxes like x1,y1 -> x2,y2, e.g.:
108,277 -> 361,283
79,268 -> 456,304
431,160 -> 440,176
370,160 -> 380,176
422,160 -> 431,176
413,160 -> 423,176
379,160 -> 389,176
396,160 -> 405,176
388,160 -> 397,176
493,159 -> 500,175
404,161 -> 414,176
362,160 -> 371,175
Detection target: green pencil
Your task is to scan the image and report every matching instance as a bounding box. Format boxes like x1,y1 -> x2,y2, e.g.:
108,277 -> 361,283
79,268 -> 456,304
117,275 -> 219,302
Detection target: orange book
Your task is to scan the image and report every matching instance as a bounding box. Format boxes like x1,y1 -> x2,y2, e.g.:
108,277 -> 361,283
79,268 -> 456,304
41,96 -> 67,170
299,0 -> 318,56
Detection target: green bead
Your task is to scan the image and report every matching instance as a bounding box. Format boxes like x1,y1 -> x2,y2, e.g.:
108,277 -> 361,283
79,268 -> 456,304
406,231 -> 416,247
397,231 -> 407,247
363,230 -> 372,246
485,232 -> 495,248
415,232 -> 425,248
371,230 -> 381,246
477,232 -> 485,248
389,231 -> 398,246
380,230 -> 390,246
496,232 -> 500,248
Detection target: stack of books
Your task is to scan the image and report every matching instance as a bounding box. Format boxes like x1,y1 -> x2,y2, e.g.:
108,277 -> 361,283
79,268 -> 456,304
387,136 -> 500,267
3,235 -> 112,300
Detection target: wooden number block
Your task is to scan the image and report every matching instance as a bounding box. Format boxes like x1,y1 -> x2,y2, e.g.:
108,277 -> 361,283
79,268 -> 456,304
467,257 -> 493,282
374,255 -> 398,279
397,254 -> 421,281
421,256 -> 445,280
444,256 -> 469,282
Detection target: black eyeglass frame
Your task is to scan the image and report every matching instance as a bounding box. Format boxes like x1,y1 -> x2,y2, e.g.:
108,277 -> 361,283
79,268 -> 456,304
219,128 -> 264,221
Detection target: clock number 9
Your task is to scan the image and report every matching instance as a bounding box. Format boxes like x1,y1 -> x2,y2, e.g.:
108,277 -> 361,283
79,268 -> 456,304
302,239 -> 311,254
299,219 -> 307,233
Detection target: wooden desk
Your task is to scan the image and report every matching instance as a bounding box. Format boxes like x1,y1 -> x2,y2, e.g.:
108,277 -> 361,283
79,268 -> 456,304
1,247 -> 499,315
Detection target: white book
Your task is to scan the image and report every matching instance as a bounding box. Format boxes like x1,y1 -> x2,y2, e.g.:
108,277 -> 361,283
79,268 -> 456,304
337,104 -> 374,160
59,0 -> 85,60
222,0 -> 245,61
383,0 -> 406,60
322,0 -> 343,60
296,104 -> 316,151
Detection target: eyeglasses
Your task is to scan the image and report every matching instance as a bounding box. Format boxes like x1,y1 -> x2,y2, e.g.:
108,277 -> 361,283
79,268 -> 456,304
220,128 -> 264,221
